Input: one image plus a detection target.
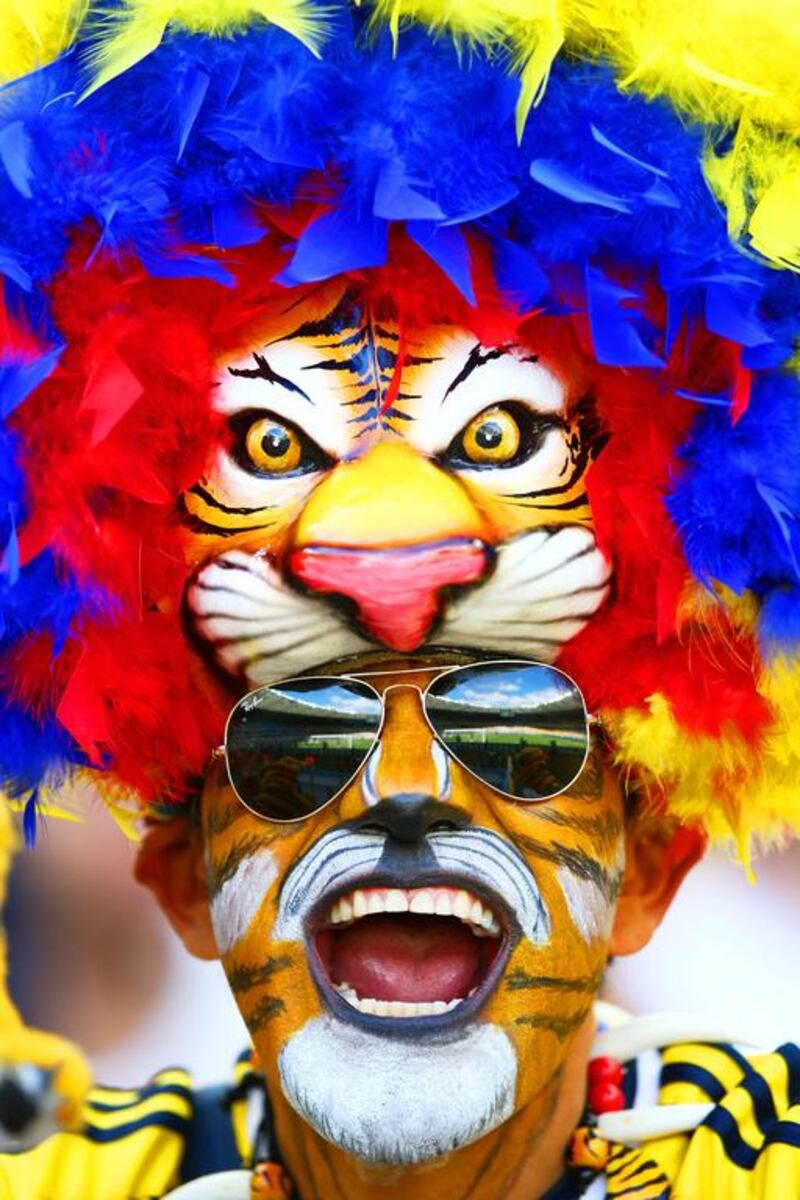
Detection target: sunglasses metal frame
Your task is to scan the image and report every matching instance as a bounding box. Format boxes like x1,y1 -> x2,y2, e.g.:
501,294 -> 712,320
216,658 -> 597,824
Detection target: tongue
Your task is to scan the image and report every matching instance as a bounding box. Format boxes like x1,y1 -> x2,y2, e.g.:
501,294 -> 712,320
324,914 -> 485,1003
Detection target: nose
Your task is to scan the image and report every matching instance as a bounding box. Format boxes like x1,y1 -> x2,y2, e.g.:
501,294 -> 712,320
350,793 -> 469,843
287,443 -> 493,651
345,686 -> 471,843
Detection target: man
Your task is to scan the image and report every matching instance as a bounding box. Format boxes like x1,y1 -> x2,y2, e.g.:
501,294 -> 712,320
134,652 -> 709,1199
1,2 -> 800,1197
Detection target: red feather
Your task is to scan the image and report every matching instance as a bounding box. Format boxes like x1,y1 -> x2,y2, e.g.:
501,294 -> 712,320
7,223 -> 771,806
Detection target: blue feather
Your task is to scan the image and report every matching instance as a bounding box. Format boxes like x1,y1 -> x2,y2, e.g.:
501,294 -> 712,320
0,121 -> 34,199
374,163 -> 445,221
668,372 -> 800,623
407,224 -> 475,304
585,266 -> 663,368
530,158 -> 632,213
0,250 -> 31,291
175,65 -> 210,161
492,239 -> 549,310
590,124 -> 670,177
0,14 -> 797,798
22,790 -> 38,847
705,283 -> 772,348
0,510 -> 19,585
282,208 -> 388,283
0,346 -> 62,419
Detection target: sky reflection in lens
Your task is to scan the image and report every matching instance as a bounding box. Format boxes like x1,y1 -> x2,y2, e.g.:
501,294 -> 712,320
425,663 -> 587,799
227,678 -> 381,819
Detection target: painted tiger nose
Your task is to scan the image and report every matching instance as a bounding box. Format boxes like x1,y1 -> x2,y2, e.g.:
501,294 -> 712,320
292,443 -> 491,547
289,538 -> 490,650
288,443 -> 493,651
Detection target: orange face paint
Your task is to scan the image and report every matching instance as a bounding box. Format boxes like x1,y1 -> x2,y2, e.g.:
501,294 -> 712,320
190,279 -> 618,1196
201,658 -> 626,1195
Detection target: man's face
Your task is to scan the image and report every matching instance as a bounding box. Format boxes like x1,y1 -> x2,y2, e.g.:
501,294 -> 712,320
200,658 -> 626,1166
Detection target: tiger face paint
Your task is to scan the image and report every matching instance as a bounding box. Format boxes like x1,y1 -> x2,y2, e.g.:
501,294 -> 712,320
201,659 -> 626,1178
185,285 -> 611,683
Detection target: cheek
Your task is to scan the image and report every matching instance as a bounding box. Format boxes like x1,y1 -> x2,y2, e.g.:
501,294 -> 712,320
484,870 -> 611,1106
482,796 -> 623,1106
210,851 -> 280,955
206,815 -> 328,1068
484,892 -> 609,1104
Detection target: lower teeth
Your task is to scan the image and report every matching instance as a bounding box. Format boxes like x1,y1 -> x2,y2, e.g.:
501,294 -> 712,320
334,983 -> 473,1017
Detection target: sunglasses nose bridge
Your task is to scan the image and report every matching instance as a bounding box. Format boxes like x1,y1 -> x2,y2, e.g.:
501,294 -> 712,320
369,686 -> 442,801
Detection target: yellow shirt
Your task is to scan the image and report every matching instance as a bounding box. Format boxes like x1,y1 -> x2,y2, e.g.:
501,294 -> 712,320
574,1040 -> 800,1198
0,1052 -> 255,1200
2,1042 -> 799,1199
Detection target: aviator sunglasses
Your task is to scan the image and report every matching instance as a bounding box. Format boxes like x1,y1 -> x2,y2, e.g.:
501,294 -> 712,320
218,659 -> 596,824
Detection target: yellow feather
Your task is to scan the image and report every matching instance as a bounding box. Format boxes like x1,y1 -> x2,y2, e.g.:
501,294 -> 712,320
0,0 -> 87,82
747,163 -> 800,270
605,585 -> 800,862
82,0 -> 329,95
75,770 -> 146,841
368,0 -> 800,268
369,0 -> 800,128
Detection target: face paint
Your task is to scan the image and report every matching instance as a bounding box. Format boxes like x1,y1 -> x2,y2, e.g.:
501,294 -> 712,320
184,285 -> 611,686
209,848 -> 279,956
201,664 -> 626,1181
191,277 -> 621,1182
557,848 -> 625,943
278,1015 -> 517,1165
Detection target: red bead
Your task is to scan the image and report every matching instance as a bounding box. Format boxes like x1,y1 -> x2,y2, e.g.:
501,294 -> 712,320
588,1056 -> 624,1087
588,1082 -> 626,1114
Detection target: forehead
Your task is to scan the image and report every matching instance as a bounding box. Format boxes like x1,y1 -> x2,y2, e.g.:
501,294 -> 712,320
217,279 -> 575,455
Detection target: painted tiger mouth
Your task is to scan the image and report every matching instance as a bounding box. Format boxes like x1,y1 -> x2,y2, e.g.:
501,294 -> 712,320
310,881 -> 510,1027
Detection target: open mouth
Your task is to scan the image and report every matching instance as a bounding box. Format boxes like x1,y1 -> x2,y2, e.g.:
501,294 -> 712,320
311,883 -> 509,1025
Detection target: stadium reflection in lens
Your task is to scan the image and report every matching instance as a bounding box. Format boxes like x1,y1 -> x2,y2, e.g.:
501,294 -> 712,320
425,663 -> 588,800
226,678 -> 382,820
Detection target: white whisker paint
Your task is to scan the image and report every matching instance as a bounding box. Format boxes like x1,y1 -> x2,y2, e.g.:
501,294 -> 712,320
429,829 -> 550,944
188,549 -> 371,686
439,527 -> 611,662
431,740 -> 451,801
273,829 -> 387,942
361,744 -> 382,808
557,866 -> 616,942
211,851 -> 279,955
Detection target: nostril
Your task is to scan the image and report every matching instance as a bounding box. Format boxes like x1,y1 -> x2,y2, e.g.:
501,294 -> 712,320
349,794 -> 470,844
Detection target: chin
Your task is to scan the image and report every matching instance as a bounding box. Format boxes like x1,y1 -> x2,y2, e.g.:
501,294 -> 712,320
279,1012 -> 517,1164
271,824 -> 552,1164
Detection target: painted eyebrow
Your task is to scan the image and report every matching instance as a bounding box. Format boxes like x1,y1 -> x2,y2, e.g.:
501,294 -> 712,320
441,343 -> 540,405
227,352 -> 312,403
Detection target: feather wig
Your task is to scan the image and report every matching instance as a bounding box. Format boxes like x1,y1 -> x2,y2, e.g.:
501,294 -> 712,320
1,0 -> 800,857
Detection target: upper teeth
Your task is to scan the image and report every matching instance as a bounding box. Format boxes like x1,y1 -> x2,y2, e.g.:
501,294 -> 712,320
328,886 -> 501,937
333,984 -> 476,1018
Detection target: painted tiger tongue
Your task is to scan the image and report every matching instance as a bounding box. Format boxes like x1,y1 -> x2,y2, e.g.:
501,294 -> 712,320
329,914 -> 483,1003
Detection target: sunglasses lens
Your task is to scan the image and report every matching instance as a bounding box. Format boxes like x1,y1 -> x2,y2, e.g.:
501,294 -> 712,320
225,678 -> 382,820
426,663 -> 588,800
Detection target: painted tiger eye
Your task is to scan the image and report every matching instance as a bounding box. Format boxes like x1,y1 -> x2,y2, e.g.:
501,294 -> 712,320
245,417 -> 302,473
462,406 -> 521,464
